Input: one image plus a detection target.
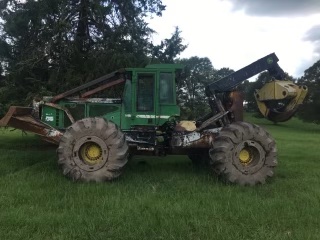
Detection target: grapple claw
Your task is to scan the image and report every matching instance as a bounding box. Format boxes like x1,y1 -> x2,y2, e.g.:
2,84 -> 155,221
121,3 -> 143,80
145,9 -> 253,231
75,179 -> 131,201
255,80 -> 308,123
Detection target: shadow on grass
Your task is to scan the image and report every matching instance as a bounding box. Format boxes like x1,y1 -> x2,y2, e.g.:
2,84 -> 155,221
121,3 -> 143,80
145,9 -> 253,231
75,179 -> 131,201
122,155 -> 223,186
127,155 -> 208,174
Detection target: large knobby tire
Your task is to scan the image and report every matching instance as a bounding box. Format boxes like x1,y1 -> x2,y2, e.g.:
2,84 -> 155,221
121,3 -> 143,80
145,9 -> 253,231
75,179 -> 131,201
57,117 -> 128,182
209,122 -> 277,186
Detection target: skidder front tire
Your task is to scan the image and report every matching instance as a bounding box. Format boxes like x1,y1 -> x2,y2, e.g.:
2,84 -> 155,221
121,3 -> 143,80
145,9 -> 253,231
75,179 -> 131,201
57,118 -> 128,182
209,122 -> 277,186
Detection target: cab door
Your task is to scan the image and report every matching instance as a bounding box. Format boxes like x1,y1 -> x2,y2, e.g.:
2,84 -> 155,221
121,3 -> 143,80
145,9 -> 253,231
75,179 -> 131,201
133,72 -> 156,125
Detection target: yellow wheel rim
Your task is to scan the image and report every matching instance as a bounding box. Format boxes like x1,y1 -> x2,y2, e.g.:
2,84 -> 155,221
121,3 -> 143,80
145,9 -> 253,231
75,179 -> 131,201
239,148 -> 252,165
80,142 -> 103,165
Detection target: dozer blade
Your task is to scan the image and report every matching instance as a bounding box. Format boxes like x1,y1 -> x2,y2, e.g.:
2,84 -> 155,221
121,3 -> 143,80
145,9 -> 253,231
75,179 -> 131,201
0,106 -> 62,145
255,80 -> 308,123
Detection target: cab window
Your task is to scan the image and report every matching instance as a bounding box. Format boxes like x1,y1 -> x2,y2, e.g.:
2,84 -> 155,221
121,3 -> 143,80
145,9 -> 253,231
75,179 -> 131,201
137,73 -> 155,112
159,72 -> 174,104
123,80 -> 132,112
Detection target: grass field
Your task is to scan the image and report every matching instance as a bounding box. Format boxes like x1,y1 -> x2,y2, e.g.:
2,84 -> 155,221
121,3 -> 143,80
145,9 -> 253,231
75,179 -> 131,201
1,115 -> 320,240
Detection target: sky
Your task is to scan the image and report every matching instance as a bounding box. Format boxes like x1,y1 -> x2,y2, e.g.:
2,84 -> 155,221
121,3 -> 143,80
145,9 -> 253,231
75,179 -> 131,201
148,0 -> 320,78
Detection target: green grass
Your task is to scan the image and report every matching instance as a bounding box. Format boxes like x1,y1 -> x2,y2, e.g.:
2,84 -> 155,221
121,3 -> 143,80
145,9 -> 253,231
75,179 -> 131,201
1,116 -> 320,240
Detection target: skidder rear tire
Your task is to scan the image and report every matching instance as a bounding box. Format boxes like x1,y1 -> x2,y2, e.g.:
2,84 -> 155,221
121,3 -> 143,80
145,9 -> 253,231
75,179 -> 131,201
57,118 -> 128,182
209,122 -> 277,186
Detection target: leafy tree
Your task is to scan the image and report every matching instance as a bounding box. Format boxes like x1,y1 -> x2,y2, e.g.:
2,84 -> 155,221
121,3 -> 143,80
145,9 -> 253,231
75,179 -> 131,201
174,59 -> 240,120
151,27 -> 187,63
0,0 -> 187,116
297,59 -> 320,123
212,67 -> 234,82
176,57 -> 215,119
0,0 -> 164,82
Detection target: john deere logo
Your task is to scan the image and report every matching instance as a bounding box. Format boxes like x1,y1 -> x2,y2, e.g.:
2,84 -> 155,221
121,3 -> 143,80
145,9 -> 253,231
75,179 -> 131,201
267,57 -> 273,64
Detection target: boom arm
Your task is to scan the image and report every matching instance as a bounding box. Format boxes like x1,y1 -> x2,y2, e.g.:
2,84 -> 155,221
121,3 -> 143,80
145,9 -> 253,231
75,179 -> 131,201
205,53 -> 285,95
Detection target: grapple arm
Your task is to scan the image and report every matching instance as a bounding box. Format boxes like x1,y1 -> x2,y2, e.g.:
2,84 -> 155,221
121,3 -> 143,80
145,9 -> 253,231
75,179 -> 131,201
254,80 -> 308,122
0,106 -> 62,144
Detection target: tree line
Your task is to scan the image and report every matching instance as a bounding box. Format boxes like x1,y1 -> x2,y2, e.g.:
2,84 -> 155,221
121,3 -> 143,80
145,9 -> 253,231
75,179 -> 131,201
0,0 -> 319,123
